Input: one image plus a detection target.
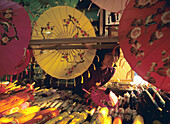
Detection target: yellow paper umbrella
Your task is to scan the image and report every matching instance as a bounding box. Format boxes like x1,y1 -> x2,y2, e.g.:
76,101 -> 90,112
32,6 -> 96,80
110,49 -> 134,83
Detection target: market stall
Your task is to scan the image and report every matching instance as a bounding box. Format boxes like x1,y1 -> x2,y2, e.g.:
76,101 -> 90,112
0,0 -> 169,124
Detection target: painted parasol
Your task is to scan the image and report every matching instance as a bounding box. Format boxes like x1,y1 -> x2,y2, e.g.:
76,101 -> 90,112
32,6 -> 96,79
91,0 -> 129,13
110,48 -> 134,83
7,49 -> 30,75
13,0 -> 79,27
118,0 -> 170,91
91,87 -> 118,109
0,0 -> 31,77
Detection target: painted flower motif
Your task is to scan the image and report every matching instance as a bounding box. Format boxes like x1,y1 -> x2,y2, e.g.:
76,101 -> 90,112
156,68 -> 166,76
1,22 -> 9,28
68,71 -> 71,74
166,69 -> 170,77
149,41 -> 154,45
2,36 -> 9,44
136,61 -> 142,67
145,14 -> 157,29
136,52 -> 141,58
152,62 -> 157,66
6,9 -> 12,13
161,11 -> 170,24
64,56 -> 68,59
140,51 -> 144,56
162,56 -> 168,62
130,47 -> 138,54
5,13 -> 12,19
163,59 -> 170,69
130,27 -> 141,39
66,21 -> 69,24
162,50 -> 166,55
132,42 -> 141,49
148,77 -> 156,84
138,0 -> 149,6
81,30 -> 84,33
149,0 -> 158,5
146,71 -> 151,77
155,30 -> 163,39
150,66 -> 155,72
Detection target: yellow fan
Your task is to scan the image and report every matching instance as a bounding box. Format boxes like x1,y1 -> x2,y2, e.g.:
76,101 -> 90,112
32,6 -> 96,79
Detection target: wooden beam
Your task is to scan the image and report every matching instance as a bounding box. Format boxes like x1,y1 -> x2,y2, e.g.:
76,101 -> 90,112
99,9 -> 104,36
29,43 -> 116,50
29,36 -> 118,45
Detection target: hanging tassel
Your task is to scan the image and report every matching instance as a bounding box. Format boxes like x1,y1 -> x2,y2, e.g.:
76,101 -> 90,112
50,77 -> 52,85
57,79 -> 60,87
97,9 -> 101,16
10,75 -> 13,82
90,18 -> 93,22
93,63 -> 96,70
23,48 -> 26,57
66,80 -> 68,87
33,64 -> 36,69
74,79 -> 76,87
25,68 -> 28,75
88,2 -> 93,10
5,75 -> 7,81
29,63 -> 31,69
96,55 -> 100,62
38,67 -> 41,75
81,75 -> 84,84
21,72 -> 24,79
87,70 -> 90,78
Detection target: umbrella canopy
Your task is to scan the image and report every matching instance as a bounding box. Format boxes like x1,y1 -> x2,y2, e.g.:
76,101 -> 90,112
118,0 -> 170,91
110,48 -> 134,82
91,0 -> 129,13
14,0 -> 79,27
8,49 -> 30,75
0,0 -> 31,77
32,6 -> 96,79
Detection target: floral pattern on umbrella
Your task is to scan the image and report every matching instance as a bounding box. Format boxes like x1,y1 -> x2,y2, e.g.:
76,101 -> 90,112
119,0 -> 170,91
0,0 -> 31,77
0,8 -> 19,45
32,6 -> 96,80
